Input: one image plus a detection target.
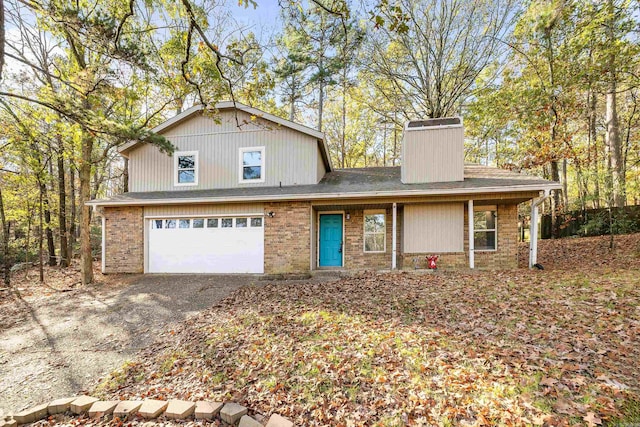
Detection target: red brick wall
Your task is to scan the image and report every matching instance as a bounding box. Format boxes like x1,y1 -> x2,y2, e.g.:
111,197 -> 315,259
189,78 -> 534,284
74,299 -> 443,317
342,208 -> 395,270
264,201 -> 311,274
103,206 -> 144,273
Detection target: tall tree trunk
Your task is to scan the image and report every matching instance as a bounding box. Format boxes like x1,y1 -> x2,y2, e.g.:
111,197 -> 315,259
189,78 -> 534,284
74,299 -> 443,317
0,0 -> 4,79
606,0 -> 625,207
80,132 -> 94,285
123,157 -> 129,193
318,78 -> 324,132
40,181 -> 56,266
588,89 -> 600,209
57,149 -> 69,267
562,159 -> 569,209
69,162 -> 77,254
550,160 -> 561,238
38,184 -> 44,282
0,186 -> 10,286
341,71 -> 347,168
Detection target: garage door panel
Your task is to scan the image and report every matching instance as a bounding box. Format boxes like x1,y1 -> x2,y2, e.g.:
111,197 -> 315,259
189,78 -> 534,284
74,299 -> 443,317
148,217 -> 264,273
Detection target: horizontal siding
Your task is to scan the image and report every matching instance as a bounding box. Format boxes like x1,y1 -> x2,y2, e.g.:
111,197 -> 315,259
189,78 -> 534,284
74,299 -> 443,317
144,203 -> 263,217
403,203 -> 464,253
401,127 -> 464,183
130,110 -> 320,192
316,146 -> 326,183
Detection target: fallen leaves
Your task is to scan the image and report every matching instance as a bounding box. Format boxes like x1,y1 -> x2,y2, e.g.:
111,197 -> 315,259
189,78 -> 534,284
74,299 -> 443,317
90,234 -> 640,426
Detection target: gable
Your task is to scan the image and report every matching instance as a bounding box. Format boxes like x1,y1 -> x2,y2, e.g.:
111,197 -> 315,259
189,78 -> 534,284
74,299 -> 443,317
126,107 -> 329,192
119,102 -> 331,172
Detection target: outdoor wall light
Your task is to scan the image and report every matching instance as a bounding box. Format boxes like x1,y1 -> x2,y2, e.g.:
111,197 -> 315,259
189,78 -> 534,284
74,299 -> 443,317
267,211 -> 275,218
346,212 -> 351,220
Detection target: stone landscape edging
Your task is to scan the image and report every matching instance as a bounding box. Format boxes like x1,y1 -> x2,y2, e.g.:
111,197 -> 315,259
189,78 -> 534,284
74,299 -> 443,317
0,395 -> 293,427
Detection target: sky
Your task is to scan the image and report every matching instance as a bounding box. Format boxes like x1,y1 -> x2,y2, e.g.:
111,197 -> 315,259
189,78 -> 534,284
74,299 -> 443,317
228,0 -> 284,39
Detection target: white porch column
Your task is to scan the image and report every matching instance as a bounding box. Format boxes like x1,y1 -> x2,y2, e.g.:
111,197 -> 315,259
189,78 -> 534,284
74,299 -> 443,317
392,202 -> 397,270
529,199 -> 540,268
468,199 -> 474,269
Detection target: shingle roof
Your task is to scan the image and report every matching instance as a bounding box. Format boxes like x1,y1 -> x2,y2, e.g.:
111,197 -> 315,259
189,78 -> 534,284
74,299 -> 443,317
88,165 -> 559,206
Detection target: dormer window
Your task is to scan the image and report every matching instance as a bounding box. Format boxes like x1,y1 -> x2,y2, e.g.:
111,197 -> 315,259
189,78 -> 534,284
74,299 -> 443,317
239,146 -> 265,183
175,151 -> 198,186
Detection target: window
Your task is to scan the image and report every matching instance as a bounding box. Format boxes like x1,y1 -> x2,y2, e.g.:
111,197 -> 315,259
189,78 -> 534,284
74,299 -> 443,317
152,220 -> 163,229
474,208 -> 497,251
364,211 -> 386,252
250,217 -> 263,227
207,218 -> 218,228
175,151 -> 198,186
165,219 -> 176,229
179,219 -> 191,229
236,218 -> 248,228
221,218 -> 233,228
193,219 -> 205,228
239,147 -> 265,182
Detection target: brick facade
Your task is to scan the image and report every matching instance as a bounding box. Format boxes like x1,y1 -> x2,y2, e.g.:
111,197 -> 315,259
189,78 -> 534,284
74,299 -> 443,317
103,206 -> 144,273
100,201 -> 518,275
341,207 -> 397,270
400,203 -> 518,270
264,201 -> 311,274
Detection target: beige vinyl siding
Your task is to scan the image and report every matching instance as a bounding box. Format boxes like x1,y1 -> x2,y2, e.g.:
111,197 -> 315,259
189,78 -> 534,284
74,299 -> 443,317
401,126 -> 464,183
129,110 -> 321,192
403,203 -> 464,252
316,146 -> 326,183
144,203 -> 264,217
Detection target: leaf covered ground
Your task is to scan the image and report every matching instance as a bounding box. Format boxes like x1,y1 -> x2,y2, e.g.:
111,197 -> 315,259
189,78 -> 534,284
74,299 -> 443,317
94,234 -> 640,426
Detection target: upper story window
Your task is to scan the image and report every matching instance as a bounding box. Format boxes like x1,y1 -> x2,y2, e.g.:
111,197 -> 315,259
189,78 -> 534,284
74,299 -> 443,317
239,146 -> 265,183
474,206 -> 497,251
174,151 -> 198,186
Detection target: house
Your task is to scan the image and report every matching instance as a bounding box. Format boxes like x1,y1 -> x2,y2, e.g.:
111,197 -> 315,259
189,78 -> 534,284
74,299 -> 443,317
87,101 -> 561,274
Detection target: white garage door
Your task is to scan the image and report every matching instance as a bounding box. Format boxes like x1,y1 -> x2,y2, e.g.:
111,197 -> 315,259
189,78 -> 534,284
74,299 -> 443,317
148,216 -> 264,273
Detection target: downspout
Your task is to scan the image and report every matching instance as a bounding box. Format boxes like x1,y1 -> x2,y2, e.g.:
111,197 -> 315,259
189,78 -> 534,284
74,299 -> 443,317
392,203 -> 397,269
529,189 -> 552,268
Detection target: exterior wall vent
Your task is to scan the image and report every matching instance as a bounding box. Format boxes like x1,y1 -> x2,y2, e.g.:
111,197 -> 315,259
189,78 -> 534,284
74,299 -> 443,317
401,117 -> 464,184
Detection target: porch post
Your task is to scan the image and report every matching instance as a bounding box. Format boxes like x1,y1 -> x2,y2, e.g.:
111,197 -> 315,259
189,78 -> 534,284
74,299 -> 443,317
468,199 -> 474,269
392,202 -> 397,270
529,199 -> 539,268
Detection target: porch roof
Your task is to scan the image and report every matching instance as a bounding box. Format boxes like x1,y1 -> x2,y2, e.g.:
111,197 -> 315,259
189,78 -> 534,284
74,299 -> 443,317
88,165 -> 560,207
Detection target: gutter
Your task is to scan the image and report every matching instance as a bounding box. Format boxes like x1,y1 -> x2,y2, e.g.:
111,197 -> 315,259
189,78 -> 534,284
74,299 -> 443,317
86,183 -> 561,208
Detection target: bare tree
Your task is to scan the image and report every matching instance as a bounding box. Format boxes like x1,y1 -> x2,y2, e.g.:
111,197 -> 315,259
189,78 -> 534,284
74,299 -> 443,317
366,0 -> 518,119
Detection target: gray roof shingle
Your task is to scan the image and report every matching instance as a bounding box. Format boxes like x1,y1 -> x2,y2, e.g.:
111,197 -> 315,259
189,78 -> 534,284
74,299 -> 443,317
89,165 -> 559,206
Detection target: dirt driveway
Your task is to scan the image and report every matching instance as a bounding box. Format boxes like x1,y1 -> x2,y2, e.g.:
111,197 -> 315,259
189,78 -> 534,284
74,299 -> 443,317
0,274 -> 263,413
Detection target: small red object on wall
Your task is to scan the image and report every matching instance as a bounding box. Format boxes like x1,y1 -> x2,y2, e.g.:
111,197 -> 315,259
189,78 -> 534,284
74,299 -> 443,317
427,255 -> 438,270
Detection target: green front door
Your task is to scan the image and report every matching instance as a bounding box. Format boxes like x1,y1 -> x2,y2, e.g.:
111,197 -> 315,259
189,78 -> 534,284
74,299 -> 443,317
319,214 -> 343,267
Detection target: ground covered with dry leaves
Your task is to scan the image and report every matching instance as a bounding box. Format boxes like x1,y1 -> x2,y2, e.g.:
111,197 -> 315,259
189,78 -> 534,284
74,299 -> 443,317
93,234 -> 640,426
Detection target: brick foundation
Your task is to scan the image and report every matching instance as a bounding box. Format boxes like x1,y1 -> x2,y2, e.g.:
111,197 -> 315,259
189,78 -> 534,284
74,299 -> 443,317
103,206 -> 144,273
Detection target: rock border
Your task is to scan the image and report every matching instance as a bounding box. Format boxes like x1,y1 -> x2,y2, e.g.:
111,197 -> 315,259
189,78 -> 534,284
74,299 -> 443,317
0,396 -> 293,427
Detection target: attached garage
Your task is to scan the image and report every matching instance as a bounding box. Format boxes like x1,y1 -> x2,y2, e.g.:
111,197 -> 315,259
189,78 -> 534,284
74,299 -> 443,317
147,215 -> 264,273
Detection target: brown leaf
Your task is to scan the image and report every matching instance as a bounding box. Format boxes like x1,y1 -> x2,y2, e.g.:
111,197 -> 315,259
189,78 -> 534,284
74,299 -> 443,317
583,412 -> 602,426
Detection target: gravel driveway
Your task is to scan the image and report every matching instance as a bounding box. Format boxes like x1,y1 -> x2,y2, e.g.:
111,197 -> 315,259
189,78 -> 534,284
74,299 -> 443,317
0,274 -> 263,413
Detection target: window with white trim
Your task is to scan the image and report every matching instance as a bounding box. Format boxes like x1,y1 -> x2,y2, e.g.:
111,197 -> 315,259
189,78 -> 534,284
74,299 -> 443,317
364,211 -> 386,253
239,147 -> 265,183
474,207 -> 497,251
175,151 -> 198,185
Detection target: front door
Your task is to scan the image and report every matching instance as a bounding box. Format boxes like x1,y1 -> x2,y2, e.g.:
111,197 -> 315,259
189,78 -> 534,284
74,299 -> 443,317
319,214 -> 343,267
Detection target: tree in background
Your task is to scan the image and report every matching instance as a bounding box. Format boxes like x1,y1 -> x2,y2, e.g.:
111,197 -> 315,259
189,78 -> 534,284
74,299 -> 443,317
365,0 -> 518,119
